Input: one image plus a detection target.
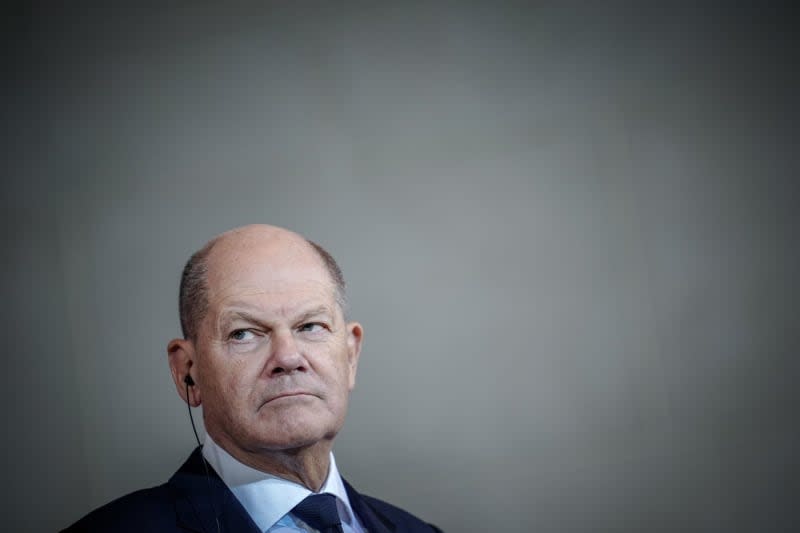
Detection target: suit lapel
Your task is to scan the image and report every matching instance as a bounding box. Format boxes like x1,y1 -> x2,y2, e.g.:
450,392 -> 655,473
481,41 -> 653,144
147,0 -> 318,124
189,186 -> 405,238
168,447 -> 261,533
168,448 -> 398,533
343,479 -> 396,533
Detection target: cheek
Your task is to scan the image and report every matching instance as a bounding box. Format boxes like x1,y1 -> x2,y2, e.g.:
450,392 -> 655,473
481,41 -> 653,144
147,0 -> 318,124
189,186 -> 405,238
325,355 -> 356,397
206,357 -> 253,402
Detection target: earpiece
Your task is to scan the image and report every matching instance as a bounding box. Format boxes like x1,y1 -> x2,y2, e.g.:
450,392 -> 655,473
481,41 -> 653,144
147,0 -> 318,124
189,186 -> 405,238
181,371 -> 221,533
184,374 -> 202,448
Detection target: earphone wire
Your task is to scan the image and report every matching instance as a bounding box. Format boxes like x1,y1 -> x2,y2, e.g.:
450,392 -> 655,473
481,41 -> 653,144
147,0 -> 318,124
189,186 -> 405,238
186,380 -> 222,533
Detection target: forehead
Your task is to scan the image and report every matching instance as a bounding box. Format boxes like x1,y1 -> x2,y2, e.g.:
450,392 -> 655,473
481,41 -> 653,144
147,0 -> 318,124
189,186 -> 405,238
204,232 -> 336,312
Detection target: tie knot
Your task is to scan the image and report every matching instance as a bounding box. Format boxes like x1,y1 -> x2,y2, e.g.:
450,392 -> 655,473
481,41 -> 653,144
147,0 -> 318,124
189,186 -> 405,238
292,493 -> 342,532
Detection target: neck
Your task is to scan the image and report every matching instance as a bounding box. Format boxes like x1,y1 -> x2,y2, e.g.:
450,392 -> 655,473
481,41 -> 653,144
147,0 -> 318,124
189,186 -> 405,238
211,434 -> 334,491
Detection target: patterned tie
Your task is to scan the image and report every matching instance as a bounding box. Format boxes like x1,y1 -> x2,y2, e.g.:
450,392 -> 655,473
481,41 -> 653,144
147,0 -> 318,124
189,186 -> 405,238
291,493 -> 344,533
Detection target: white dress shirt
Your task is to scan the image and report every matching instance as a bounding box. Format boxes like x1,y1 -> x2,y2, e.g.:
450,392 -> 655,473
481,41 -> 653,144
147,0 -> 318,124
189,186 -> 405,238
202,435 -> 365,533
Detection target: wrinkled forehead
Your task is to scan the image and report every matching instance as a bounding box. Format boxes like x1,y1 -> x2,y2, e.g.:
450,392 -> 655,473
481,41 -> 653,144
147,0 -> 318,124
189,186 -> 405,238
204,231 -> 335,305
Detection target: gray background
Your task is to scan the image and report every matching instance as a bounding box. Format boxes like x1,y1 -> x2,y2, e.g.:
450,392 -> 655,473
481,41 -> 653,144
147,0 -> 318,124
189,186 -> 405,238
3,3 -> 798,532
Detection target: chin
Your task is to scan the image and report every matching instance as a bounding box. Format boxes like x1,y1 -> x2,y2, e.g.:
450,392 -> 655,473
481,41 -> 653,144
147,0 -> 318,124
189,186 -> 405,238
260,419 -> 343,450
253,432 -> 329,452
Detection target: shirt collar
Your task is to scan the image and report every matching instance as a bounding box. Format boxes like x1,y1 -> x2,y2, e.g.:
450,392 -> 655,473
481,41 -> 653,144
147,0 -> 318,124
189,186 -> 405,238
202,434 -> 357,532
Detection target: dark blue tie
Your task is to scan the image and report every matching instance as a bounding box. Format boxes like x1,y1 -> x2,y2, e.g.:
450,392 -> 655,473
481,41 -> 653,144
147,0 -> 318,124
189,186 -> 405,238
291,493 -> 344,533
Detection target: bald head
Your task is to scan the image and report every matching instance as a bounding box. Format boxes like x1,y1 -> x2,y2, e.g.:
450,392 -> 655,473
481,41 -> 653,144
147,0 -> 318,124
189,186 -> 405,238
178,225 -> 346,340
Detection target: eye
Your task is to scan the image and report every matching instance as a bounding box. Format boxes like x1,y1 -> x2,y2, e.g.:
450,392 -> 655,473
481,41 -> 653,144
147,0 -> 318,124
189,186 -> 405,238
229,329 -> 256,342
298,322 -> 326,334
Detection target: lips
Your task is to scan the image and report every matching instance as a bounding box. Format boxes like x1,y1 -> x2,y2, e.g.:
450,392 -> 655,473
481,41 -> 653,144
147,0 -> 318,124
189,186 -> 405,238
264,391 -> 316,404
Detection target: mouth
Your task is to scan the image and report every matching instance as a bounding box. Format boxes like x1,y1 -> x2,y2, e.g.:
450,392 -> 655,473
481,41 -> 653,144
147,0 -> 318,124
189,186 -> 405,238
263,391 -> 316,404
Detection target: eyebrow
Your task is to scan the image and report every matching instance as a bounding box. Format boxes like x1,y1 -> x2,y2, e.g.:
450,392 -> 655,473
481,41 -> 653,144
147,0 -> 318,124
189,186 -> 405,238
293,305 -> 334,324
218,309 -> 265,328
218,305 -> 333,328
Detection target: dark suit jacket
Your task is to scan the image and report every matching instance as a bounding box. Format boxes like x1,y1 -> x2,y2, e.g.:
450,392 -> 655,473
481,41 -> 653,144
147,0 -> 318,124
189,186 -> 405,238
62,447 -> 442,532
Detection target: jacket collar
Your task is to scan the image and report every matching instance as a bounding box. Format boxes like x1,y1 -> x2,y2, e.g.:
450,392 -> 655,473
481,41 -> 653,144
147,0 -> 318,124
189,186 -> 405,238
168,447 -> 260,533
169,447 -> 397,533
343,478 -> 396,533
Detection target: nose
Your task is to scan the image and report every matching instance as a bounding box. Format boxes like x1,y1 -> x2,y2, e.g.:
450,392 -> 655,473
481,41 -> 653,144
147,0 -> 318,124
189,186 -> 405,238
265,328 -> 307,377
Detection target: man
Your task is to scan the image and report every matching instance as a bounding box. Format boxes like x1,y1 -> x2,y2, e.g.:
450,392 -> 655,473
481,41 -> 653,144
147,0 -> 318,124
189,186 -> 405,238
64,224 -> 441,532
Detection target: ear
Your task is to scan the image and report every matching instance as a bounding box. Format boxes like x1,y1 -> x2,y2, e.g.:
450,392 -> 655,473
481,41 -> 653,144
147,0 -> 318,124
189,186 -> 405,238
344,322 -> 363,390
167,338 -> 202,407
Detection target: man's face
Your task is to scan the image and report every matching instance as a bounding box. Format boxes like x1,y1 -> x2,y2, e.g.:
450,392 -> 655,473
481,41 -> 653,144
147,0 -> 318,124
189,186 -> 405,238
190,232 -> 361,457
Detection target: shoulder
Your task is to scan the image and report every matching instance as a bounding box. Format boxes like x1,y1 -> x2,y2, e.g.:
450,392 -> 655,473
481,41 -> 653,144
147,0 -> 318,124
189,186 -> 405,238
359,493 -> 444,533
60,484 -> 177,533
